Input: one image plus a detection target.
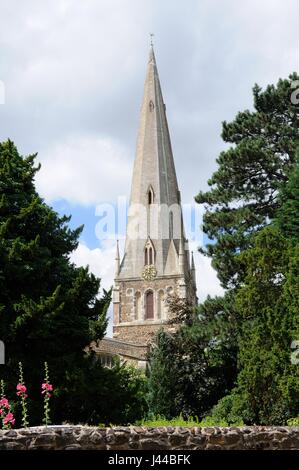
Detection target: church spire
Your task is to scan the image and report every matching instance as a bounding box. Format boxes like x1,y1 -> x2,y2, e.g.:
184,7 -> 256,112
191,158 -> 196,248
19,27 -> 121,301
128,46 -> 180,208
112,47 -> 197,347
117,47 -> 191,283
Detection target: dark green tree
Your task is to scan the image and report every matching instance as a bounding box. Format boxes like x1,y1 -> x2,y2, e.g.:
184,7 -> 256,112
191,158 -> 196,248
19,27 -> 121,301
191,75 -> 299,424
233,227 -> 299,424
0,140 -> 147,425
196,73 -> 299,288
147,294 -> 237,419
209,154 -> 299,425
276,150 -> 299,244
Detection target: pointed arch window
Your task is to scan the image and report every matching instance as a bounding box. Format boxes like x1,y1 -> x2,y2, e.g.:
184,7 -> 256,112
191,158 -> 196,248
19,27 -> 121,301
144,239 -> 155,265
149,247 -> 153,265
148,186 -> 154,205
145,290 -> 154,319
144,249 -> 148,266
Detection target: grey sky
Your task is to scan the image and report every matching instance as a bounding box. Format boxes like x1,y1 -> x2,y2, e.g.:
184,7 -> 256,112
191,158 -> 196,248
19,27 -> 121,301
1,0 -> 298,205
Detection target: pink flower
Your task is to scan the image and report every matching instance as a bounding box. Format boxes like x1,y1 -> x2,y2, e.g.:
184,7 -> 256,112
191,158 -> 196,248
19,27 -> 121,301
3,412 -> 15,426
0,398 -> 10,409
16,383 -> 27,397
42,383 -> 53,391
16,383 -> 27,393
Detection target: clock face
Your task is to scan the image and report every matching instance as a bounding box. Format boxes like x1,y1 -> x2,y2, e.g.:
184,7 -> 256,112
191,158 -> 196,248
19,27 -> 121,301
142,264 -> 157,281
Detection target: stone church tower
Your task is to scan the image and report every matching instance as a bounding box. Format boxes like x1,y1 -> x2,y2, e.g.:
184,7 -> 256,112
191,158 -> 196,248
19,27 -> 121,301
113,47 -> 197,345
97,47 -> 197,367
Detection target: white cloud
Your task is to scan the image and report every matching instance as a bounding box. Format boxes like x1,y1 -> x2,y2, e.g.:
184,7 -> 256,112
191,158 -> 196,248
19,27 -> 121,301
70,239 -> 223,337
195,253 -> 224,302
70,240 -> 116,291
1,0 -> 298,205
35,135 -> 132,205
188,239 -> 224,302
70,239 -> 119,336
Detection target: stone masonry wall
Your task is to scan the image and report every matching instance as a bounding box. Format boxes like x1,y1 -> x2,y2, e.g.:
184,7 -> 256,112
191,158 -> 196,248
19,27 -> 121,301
0,426 -> 299,450
113,322 -> 175,345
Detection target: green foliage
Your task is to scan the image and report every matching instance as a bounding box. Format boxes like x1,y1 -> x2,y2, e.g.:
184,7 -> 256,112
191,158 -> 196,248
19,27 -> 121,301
0,140 -> 141,425
208,162 -> 299,425
147,295 -> 237,420
42,362 -> 52,426
57,356 -> 148,426
17,362 -> 28,428
192,75 -> 299,426
135,414 -> 243,427
276,150 -> 299,244
221,226 -> 299,425
287,417 -> 299,426
209,390 -> 250,425
135,415 -> 201,427
195,74 -> 299,288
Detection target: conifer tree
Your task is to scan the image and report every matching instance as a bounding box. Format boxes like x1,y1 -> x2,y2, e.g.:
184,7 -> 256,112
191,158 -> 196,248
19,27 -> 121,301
276,150 -> 299,244
0,140 -> 111,423
196,73 -> 299,288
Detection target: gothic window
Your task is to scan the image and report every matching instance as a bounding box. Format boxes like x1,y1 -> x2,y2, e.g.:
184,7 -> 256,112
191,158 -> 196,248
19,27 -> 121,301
148,186 -> 154,205
135,291 -> 141,320
144,248 -> 148,266
149,247 -> 153,265
100,354 -> 114,369
145,290 -> 154,319
144,239 -> 155,265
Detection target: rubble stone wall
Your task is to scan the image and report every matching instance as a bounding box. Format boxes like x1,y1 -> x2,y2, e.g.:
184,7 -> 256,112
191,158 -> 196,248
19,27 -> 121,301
0,425 -> 299,450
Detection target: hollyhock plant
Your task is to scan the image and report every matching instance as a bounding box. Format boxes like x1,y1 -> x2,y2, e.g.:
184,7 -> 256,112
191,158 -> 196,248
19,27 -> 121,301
0,380 -> 14,429
0,398 -> 11,428
16,383 -> 28,397
17,362 -> 29,428
0,398 -> 10,410
3,412 -> 15,427
42,362 -> 53,426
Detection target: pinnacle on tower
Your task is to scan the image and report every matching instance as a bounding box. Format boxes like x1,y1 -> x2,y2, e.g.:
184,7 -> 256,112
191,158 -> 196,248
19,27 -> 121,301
115,240 -> 120,277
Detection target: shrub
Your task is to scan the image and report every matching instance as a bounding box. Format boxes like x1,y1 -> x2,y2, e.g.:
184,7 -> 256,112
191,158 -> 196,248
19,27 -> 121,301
287,417 -> 299,426
133,414 -> 242,428
208,391 -> 248,426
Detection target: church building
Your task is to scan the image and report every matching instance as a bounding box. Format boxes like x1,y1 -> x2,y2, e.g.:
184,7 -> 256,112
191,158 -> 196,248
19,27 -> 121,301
97,46 -> 197,367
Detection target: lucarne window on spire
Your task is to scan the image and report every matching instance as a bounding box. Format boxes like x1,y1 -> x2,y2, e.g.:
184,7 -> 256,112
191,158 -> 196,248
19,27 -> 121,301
148,186 -> 154,205
149,100 -> 154,112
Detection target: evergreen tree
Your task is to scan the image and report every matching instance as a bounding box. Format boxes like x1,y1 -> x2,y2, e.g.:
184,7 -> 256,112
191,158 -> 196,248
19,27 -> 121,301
196,73 -> 299,288
209,154 -> 299,425
276,150 -> 299,244
232,227 -> 299,424
0,140 -> 147,425
147,295 -> 237,419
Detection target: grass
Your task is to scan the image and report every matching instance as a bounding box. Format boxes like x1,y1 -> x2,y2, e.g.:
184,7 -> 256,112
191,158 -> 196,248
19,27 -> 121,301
132,415 -> 243,427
